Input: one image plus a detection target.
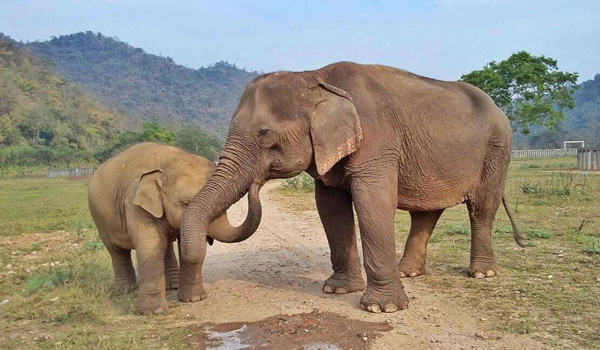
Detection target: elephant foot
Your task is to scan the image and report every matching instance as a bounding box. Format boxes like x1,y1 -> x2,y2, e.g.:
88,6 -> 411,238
137,293 -> 169,315
360,281 -> 409,313
398,258 -> 426,278
178,282 -> 207,303
468,260 -> 499,278
323,272 -> 365,294
166,275 -> 179,290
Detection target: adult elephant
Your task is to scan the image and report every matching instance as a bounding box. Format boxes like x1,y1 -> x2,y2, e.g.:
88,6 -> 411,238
180,62 -> 524,314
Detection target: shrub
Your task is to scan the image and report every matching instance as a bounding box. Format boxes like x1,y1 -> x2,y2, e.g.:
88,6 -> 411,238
282,172 -> 315,191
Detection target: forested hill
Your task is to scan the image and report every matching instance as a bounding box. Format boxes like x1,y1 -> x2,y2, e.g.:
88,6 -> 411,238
27,32 -> 259,136
517,74 -> 600,149
0,34 -> 118,154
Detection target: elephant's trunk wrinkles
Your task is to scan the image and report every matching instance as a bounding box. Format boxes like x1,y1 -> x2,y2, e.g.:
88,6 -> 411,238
180,151 -> 262,264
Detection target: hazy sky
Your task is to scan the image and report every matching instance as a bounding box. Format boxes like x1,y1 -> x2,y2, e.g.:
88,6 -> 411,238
1,0 -> 598,81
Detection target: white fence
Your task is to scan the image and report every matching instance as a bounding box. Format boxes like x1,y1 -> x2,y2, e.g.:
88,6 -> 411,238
577,149 -> 600,170
511,149 -> 578,159
46,168 -> 95,178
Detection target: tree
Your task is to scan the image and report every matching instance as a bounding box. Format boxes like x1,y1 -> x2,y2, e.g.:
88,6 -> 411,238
175,125 -> 221,161
460,51 -> 578,134
140,122 -> 175,144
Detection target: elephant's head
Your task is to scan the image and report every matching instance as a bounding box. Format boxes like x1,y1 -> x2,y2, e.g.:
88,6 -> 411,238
180,71 -> 362,263
133,155 -> 259,241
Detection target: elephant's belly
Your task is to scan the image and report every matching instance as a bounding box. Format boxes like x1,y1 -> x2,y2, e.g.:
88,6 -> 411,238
395,181 -> 469,212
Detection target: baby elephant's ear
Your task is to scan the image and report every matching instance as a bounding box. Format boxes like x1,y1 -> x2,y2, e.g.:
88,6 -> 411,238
133,169 -> 164,218
310,82 -> 363,176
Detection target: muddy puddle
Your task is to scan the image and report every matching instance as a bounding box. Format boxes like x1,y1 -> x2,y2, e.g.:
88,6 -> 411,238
199,310 -> 392,350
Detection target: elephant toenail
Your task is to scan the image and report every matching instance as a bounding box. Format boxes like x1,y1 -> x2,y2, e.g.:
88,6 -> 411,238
384,303 -> 399,313
334,287 -> 348,294
323,285 -> 334,293
474,272 -> 485,279
368,304 -> 382,313
409,272 -> 418,277
486,270 -> 496,277
399,271 -> 407,277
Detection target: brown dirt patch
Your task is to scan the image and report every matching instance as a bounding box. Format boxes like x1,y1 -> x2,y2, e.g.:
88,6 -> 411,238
200,310 -> 393,350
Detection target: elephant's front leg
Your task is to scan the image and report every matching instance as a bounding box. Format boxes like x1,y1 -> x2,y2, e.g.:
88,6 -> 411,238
315,180 -> 365,294
134,235 -> 169,315
352,173 -> 408,313
177,238 -> 207,303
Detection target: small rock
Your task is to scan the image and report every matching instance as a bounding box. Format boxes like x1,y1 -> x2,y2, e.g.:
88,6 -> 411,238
49,296 -> 59,302
474,332 -> 487,340
36,335 -> 51,342
547,275 -> 553,279
433,307 -> 437,311
1,299 -> 9,305
6,264 -> 12,269
50,263 -> 55,267
361,336 -> 368,342
480,318 -> 487,321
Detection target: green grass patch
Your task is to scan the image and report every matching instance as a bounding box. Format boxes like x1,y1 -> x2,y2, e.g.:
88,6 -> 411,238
26,269 -> 73,292
0,178 -> 94,237
443,223 -> 470,235
525,228 -> 551,239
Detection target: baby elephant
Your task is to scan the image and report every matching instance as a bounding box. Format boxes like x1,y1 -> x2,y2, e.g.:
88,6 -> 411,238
88,142 -> 248,315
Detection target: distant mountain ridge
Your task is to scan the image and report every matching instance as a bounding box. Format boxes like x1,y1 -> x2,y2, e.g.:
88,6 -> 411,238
0,34 -> 118,154
26,32 -> 259,137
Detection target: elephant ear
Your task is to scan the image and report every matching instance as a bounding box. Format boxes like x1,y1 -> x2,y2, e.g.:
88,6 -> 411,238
133,169 -> 164,218
310,82 -> 363,176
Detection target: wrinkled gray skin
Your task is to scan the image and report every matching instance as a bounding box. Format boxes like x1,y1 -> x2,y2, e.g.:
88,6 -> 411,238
181,62 -> 523,314
88,142 -> 260,315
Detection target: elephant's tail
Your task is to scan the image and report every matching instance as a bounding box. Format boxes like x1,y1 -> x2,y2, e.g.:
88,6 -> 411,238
502,196 -> 525,247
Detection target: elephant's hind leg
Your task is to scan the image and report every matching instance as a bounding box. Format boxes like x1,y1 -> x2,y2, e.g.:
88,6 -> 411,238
164,241 -> 179,290
466,190 -> 502,278
103,238 -> 136,292
316,180 -> 365,295
398,210 -> 444,277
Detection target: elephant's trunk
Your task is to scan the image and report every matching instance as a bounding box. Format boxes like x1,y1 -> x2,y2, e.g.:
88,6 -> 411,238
180,151 -> 262,264
206,183 -> 262,242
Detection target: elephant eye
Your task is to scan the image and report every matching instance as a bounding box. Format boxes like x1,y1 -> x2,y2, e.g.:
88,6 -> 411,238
259,128 -> 271,136
182,200 -> 190,206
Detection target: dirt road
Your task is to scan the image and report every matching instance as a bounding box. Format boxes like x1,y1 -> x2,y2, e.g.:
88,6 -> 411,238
176,181 -> 544,349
